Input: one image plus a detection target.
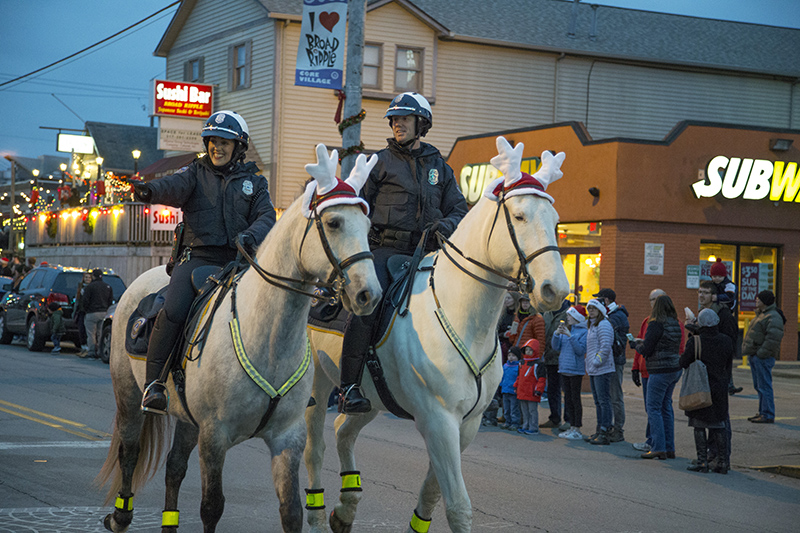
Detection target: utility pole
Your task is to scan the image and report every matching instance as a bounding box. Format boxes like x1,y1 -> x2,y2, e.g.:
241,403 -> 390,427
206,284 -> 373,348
340,0 -> 366,178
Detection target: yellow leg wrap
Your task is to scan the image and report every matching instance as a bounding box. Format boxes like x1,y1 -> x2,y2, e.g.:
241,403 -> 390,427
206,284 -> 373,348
410,510 -> 431,533
162,510 -> 179,527
305,488 -> 325,510
115,495 -> 134,512
340,471 -> 362,492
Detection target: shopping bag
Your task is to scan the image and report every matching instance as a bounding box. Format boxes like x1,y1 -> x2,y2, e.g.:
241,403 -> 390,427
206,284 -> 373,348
678,337 -> 713,411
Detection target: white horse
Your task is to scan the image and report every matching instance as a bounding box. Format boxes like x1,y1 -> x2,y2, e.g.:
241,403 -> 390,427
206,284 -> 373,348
304,137 -> 570,532
96,146 -> 382,533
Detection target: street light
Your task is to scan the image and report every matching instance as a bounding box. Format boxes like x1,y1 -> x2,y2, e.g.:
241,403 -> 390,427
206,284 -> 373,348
132,149 -> 141,176
96,156 -> 104,181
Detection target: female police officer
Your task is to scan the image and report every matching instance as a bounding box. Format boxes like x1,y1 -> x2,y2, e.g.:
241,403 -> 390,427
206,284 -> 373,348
132,110 -> 276,415
339,92 -> 468,413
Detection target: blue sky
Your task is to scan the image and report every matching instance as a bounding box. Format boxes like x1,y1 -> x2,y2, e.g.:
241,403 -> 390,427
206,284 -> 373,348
1,0 -> 799,171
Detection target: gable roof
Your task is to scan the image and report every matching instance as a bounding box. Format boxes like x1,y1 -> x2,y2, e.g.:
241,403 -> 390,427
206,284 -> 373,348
86,122 -> 164,174
155,0 -> 800,78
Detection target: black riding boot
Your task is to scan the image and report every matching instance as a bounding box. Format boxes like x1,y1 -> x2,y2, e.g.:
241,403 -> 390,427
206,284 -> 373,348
141,310 -> 183,415
710,429 -> 729,474
339,314 -> 372,414
687,429 -> 709,472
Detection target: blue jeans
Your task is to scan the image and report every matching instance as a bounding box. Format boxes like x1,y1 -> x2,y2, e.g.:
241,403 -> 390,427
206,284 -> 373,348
609,363 -> 625,429
642,376 -> 651,446
502,393 -> 521,427
590,372 -> 613,432
750,356 -> 775,419
645,370 -> 681,453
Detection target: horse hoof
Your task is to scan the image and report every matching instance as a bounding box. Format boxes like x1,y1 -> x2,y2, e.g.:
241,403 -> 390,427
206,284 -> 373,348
103,511 -> 132,532
103,514 -> 113,531
329,510 -> 352,533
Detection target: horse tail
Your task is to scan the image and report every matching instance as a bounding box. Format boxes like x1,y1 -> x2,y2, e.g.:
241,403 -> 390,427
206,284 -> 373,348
95,410 -> 172,505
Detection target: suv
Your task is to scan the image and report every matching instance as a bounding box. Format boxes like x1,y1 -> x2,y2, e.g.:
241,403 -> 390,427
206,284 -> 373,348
0,265 -> 126,352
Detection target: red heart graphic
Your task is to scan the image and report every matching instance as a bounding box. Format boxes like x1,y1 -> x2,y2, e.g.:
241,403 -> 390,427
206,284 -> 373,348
319,11 -> 339,32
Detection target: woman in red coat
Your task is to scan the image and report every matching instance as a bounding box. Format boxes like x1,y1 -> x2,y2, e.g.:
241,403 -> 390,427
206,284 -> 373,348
515,339 -> 547,435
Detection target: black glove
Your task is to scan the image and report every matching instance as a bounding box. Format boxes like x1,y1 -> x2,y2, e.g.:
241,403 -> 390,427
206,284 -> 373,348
130,180 -> 152,202
237,232 -> 256,255
424,221 -> 444,252
632,369 -> 641,388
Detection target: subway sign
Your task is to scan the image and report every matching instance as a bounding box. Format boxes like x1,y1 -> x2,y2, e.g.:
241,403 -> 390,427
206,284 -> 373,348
459,157 -> 541,205
152,79 -> 213,119
692,156 -> 799,202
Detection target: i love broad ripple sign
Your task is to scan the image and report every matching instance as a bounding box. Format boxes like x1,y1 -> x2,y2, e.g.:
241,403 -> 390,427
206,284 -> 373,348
295,0 -> 347,90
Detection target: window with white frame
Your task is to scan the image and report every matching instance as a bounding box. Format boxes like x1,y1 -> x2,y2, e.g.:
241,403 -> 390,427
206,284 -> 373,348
229,41 -> 252,91
184,57 -> 204,82
363,43 -> 382,89
395,47 -> 422,93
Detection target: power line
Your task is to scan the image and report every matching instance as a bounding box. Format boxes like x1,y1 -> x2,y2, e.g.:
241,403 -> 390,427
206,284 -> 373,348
0,1 -> 180,89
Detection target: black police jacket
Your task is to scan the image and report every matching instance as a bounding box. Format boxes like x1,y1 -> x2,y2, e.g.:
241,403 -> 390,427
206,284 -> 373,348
363,139 -> 467,245
145,157 -> 276,250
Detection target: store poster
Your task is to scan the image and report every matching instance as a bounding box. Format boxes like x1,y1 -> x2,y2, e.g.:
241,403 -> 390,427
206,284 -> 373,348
644,243 -> 664,275
700,260 -> 733,280
739,262 -> 773,312
686,265 -> 700,289
295,0 -> 346,90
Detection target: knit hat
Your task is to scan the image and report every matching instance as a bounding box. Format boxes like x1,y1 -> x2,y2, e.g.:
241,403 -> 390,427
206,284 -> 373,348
508,346 -> 522,359
566,306 -> 586,324
709,258 -> 727,277
757,290 -> 775,307
697,308 -> 720,327
586,298 -> 607,317
522,338 -> 540,358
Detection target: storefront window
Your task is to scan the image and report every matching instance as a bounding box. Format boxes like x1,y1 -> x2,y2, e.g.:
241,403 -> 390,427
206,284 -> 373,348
558,223 -> 601,304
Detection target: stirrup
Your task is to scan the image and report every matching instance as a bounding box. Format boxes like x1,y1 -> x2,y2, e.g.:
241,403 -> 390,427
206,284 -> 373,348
339,384 -> 371,414
141,381 -> 169,415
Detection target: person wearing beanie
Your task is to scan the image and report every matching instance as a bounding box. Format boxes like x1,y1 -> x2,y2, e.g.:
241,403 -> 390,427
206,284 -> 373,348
507,295 -> 546,358
742,290 -> 785,424
582,299 -> 616,445
593,287 -> 630,443
709,259 -> 737,313
499,347 -> 522,430
47,301 -> 66,354
553,305 -> 588,440
514,339 -> 546,435
680,308 -> 734,474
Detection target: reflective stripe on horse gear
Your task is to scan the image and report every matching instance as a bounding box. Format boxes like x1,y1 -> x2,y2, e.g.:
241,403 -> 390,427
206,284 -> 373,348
410,510 -> 431,533
433,307 -> 497,378
305,488 -> 325,510
161,510 -> 179,527
115,494 -> 134,512
229,317 -> 312,399
340,471 -> 362,492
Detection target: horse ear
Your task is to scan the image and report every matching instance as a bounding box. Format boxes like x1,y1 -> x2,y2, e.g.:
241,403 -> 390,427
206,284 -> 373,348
533,150 -> 566,188
344,153 -> 378,194
304,144 -> 339,195
490,136 -> 524,186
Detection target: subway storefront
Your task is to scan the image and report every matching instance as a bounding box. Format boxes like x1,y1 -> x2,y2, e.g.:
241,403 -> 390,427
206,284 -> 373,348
448,121 -> 800,360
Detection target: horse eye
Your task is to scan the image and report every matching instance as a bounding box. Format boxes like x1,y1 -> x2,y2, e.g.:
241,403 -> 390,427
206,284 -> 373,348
514,213 -> 524,222
326,218 -> 341,230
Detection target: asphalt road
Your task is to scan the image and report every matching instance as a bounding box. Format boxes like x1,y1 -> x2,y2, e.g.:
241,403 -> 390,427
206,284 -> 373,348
1,340 -> 798,532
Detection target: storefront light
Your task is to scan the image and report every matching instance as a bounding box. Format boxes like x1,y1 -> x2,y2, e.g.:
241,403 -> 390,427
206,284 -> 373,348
708,255 -> 717,262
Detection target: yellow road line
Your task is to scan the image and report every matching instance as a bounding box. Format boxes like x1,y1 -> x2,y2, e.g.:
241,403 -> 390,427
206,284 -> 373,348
0,400 -> 111,440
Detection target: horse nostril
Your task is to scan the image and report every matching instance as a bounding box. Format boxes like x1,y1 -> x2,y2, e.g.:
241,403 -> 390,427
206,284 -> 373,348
540,281 -> 556,303
356,289 -> 371,307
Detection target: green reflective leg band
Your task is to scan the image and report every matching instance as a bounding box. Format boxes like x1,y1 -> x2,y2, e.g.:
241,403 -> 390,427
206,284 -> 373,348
162,510 -> 179,527
305,488 -> 325,510
410,510 -> 431,533
340,470 -> 362,492
115,494 -> 134,512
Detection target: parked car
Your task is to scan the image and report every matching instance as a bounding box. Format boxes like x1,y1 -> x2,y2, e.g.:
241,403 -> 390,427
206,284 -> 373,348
98,303 -> 116,364
0,265 -> 126,352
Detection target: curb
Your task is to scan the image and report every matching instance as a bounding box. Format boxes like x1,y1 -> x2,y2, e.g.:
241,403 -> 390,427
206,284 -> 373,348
747,465 -> 800,479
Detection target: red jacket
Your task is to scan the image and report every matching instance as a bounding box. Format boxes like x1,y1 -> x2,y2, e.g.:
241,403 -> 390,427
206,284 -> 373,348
632,316 -> 687,378
508,312 -> 546,349
514,358 -> 547,401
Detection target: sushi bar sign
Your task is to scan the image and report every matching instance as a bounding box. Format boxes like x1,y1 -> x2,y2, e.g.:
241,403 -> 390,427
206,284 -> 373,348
152,80 -> 213,119
692,155 -> 799,203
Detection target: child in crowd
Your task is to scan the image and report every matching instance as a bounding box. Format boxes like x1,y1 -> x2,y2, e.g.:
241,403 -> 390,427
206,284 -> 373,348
709,258 -> 736,312
48,301 -> 65,354
514,339 -> 546,435
500,347 -> 522,430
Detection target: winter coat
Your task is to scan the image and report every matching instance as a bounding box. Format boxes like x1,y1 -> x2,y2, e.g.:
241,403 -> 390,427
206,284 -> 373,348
82,279 -> 113,313
363,139 -> 468,248
713,276 -> 737,312
686,303 -> 737,346
633,317 -> 687,379
640,318 -> 682,374
50,308 -> 66,335
606,303 -> 630,366
553,322 -> 588,375
542,300 -> 570,365
742,303 -> 785,360
680,325 -> 733,423
500,360 -> 520,394
585,318 -> 615,376
514,358 -> 547,401
145,158 -> 275,252
509,312 -> 546,349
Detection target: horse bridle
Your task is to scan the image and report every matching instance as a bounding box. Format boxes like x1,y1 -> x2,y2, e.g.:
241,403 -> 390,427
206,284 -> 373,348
237,197 -> 374,304
436,192 -> 560,294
